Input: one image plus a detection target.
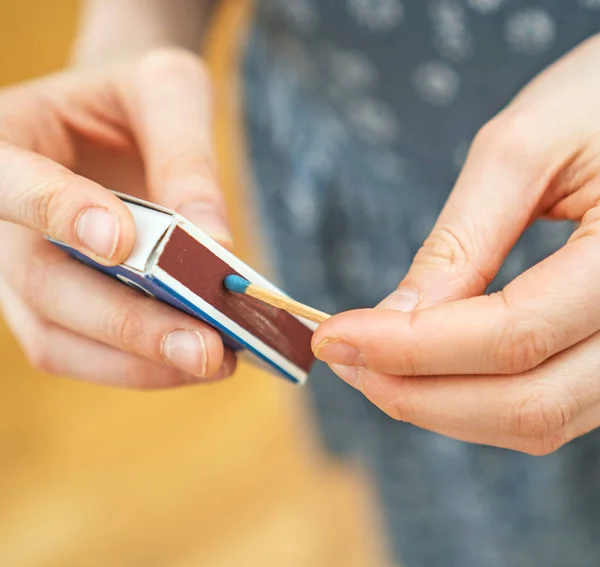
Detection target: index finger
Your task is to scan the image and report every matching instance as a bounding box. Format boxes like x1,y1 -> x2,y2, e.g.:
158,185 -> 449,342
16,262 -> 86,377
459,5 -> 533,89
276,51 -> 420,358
0,141 -> 135,265
313,221 -> 600,376
389,37 -> 600,310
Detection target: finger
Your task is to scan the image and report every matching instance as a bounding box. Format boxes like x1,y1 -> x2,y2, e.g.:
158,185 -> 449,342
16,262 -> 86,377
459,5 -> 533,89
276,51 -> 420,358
0,141 -> 135,265
379,37 -> 600,313
37,330 -> 237,389
328,330 -> 600,455
380,109 -> 567,312
122,49 -> 232,246
7,240 -> 229,379
0,280 -> 236,388
314,219 -> 600,376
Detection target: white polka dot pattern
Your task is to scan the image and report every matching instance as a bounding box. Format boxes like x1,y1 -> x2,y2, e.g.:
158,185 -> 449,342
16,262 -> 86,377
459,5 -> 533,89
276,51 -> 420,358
246,4 -> 600,566
504,8 -> 556,55
328,48 -> 378,93
267,0 -> 319,33
429,1 -> 473,62
346,97 -> 399,143
413,61 -> 460,106
467,0 -> 505,14
347,0 -> 404,32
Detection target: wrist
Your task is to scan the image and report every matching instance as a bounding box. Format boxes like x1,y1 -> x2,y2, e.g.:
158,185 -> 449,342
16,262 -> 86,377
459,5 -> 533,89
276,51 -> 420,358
71,0 -> 213,67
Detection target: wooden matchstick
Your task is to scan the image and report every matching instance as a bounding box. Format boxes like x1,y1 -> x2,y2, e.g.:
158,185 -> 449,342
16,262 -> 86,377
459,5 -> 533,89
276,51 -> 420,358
224,275 -> 331,324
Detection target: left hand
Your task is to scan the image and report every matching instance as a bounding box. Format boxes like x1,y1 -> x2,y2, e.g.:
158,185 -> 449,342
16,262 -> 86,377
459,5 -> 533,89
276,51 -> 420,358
312,34 -> 600,456
0,48 -> 235,388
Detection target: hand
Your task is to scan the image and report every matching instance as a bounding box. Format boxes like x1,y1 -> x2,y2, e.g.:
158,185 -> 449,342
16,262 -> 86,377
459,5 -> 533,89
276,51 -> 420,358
312,34 -> 600,455
0,48 -> 236,388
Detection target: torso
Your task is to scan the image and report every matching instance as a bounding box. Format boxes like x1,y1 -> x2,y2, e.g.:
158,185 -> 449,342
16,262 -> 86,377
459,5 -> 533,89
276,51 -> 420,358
240,3 -> 600,566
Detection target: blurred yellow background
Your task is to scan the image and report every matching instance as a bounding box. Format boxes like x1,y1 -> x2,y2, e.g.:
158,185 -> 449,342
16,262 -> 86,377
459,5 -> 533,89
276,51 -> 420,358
0,1 -> 390,566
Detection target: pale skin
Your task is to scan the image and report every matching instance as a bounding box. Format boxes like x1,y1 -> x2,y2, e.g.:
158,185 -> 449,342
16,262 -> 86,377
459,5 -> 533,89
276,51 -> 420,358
0,0 -> 235,388
4,2 -> 600,455
313,35 -> 600,456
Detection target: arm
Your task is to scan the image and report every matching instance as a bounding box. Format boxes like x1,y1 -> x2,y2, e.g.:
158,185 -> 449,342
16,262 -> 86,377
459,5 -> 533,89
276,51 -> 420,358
72,0 -> 216,66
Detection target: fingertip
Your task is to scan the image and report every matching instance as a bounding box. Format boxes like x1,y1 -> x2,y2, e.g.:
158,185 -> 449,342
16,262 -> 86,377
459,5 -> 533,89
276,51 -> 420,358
71,191 -> 136,266
215,349 -> 237,380
0,145 -> 137,266
161,327 -> 224,379
201,329 -> 227,377
311,309 -> 367,353
311,315 -> 335,353
197,349 -> 236,382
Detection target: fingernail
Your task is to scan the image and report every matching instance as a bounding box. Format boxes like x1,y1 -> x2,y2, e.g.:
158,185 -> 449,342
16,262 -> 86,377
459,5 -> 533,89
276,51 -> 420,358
75,207 -> 120,260
161,330 -> 208,377
314,338 -> 364,366
177,203 -> 233,247
378,287 -> 420,312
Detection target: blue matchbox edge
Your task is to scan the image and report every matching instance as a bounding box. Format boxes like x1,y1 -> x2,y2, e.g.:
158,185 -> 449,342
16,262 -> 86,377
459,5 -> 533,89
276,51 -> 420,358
49,240 -> 302,384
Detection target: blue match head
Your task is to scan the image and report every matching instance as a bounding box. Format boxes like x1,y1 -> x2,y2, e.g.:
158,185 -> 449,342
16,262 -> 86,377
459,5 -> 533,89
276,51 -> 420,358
224,274 -> 250,294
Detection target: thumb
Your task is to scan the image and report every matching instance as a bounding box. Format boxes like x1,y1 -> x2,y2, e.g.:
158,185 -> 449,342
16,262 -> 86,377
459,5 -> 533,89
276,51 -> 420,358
0,141 -> 135,265
379,115 -> 558,312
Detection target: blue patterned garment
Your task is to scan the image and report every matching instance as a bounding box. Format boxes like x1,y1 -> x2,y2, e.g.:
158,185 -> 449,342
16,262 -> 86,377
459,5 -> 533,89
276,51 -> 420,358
240,2 -> 600,566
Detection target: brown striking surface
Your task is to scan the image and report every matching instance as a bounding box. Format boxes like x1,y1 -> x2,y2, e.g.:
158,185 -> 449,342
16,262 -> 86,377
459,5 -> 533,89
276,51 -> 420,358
158,226 -> 315,373
0,1 -> 393,566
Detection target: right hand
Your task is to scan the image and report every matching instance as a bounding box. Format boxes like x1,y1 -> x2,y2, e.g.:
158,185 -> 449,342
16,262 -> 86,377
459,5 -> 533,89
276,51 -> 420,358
0,48 -> 237,388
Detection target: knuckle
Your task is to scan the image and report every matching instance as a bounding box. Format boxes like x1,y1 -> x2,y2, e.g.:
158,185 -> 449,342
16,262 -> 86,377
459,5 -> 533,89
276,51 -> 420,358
474,111 -> 538,169
107,304 -> 145,351
23,173 -> 72,237
520,436 -> 566,457
19,253 -> 52,311
572,205 -> 600,241
375,318 -> 421,376
415,225 -> 488,287
417,226 -> 468,266
497,325 -> 549,374
23,324 -> 56,375
579,205 -> 600,228
26,347 -> 53,374
493,302 -> 551,374
394,339 -> 420,377
508,385 -> 574,444
581,32 -> 600,51
388,379 -> 418,423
